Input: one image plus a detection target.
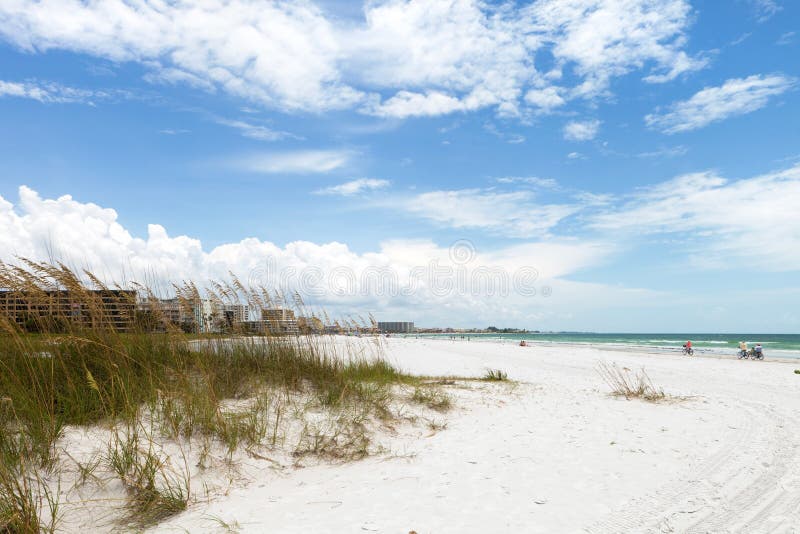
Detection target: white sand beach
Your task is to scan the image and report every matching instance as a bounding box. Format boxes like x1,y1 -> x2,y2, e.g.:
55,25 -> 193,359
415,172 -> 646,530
152,337 -> 800,533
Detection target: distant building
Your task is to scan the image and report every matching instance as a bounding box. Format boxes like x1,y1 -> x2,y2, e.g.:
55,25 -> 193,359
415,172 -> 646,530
377,321 -> 415,334
297,316 -> 324,334
0,290 -> 136,332
137,297 -> 224,333
223,304 -> 249,324
260,308 -> 299,335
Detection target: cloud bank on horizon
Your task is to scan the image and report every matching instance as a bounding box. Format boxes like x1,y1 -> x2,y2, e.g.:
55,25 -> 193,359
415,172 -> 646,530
2,162 -> 800,327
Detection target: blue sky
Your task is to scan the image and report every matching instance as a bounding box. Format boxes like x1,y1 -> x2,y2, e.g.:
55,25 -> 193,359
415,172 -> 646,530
0,0 -> 799,332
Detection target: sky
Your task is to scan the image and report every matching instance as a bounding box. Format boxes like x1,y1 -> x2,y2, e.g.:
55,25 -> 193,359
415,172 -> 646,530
0,0 -> 799,332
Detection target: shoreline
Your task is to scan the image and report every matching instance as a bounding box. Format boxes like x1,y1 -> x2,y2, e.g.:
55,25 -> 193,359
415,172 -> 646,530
406,334 -> 800,362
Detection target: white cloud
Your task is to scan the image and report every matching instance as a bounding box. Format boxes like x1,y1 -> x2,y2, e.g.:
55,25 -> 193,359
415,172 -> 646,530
567,151 -> 585,159
0,185 -> 620,326
524,86 -> 566,111
159,129 -> 190,135
494,177 -> 559,189
314,178 -> 390,196
4,167 -> 800,326
636,145 -> 688,158
645,74 -> 796,134
0,0 -> 704,118
747,0 -> 782,21
402,189 -> 580,238
483,123 -> 526,144
236,150 -> 352,174
776,32 -> 795,46
563,119 -> 600,141
366,90 -> 478,119
590,163 -> 800,270
730,32 -> 752,46
0,79 -> 107,104
215,119 -> 300,142
527,0 -> 707,90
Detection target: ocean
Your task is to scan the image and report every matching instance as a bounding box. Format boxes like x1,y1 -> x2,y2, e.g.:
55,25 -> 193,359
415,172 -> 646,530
411,332 -> 800,359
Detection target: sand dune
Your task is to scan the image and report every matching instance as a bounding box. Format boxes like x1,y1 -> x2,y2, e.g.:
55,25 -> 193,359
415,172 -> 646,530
157,337 -> 800,533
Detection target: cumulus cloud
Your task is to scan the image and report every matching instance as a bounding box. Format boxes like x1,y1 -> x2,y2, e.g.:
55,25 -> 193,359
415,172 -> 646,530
563,119 -> 600,141
0,0 -> 704,118
527,0 -> 707,90
314,178 -> 391,196
4,164 -> 800,325
235,150 -> 352,174
524,87 -> 567,111
645,74 -> 796,134
366,90 -> 479,119
590,163 -> 800,270
0,185 -> 619,326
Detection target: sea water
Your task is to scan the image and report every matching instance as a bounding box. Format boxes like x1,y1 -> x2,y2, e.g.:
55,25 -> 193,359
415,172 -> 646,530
412,332 -> 800,359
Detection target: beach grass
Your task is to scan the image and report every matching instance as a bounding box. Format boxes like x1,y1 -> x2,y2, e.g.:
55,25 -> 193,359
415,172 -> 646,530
596,361 -> 666,402
482,369 -> 509,381
0,259 -> 444,530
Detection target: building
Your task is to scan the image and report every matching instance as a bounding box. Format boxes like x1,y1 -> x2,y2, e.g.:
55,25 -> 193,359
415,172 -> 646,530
0,290 -> 136,332
135,299 -> 251,334
261,308 -> 299,335
297,315 -> 324,334
136,297 -> 223,333
223,304 -> 249,325
377,321 -> 415,334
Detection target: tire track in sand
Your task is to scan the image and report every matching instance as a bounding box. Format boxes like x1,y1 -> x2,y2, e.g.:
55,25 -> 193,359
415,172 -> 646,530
684,402 -> 800,533
585,400 -> 762,533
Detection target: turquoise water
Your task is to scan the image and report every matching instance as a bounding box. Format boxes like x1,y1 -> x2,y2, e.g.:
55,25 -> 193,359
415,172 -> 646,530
411,332 -> 800,359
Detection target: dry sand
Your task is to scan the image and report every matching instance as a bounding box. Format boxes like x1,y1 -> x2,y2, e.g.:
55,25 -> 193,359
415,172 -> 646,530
153,337 -> 800,533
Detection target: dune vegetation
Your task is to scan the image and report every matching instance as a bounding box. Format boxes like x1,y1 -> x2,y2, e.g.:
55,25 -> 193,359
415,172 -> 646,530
0,260 -> 451,532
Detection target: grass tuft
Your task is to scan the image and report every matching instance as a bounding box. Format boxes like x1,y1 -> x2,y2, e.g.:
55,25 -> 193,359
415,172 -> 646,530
596,362 -> 665,402
411,387 -> 452,412
482,369 -> 508,381
107,426 -> 189,527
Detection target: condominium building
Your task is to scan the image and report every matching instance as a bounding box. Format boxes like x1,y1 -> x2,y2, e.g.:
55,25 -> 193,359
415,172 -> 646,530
297,315 -> 324,334
223,304 -> 250,324
260,308 -> 299,335
377,321 -> 415,334
0,290 -> 136,332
